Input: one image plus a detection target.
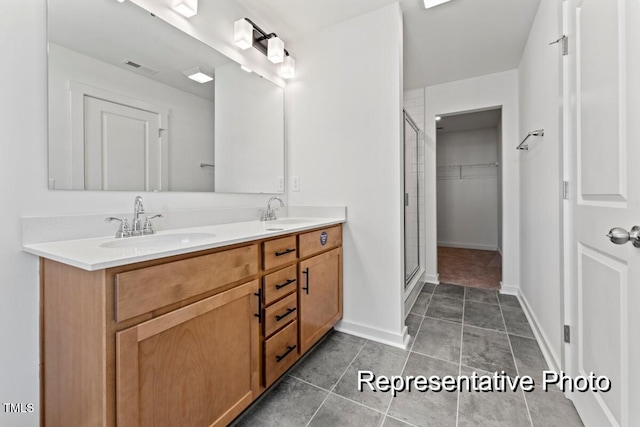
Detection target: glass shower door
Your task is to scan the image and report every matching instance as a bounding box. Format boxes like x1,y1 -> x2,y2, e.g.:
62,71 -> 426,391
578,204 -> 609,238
404,111 -> 420,286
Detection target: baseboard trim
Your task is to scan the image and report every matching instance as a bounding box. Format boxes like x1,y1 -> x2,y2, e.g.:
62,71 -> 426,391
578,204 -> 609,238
423,273 -> 439,284
517,291 -> 561,373
499,282 -> 519,296
497,246 -> 503,256
335,319 -> 408,350
438,242 -> 498,251
404,280 -> 425,319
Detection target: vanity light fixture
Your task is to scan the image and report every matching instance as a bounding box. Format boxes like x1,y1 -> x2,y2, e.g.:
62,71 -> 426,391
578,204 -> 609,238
280,56 -> 295,79
240,65 -> 253,73
182,67 -> 213,83
233,18 -> 295,75
435,116 -> 442,121
173,0 -> 198,18
423,0 -> 452,9
116,0 -> 126,3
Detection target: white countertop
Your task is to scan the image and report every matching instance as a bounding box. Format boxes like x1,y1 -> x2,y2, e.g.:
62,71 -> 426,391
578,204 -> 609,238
22,217 -> 345,271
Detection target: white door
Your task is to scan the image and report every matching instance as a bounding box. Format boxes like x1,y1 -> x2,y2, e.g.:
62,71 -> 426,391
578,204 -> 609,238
564,0 -> 640,426
84,96 -> 162,191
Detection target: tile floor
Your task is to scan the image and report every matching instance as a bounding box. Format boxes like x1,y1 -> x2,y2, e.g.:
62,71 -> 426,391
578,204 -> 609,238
233,283 -> 584,427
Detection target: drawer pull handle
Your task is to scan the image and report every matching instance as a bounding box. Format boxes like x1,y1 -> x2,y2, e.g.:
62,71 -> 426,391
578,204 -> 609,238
275,278 -> 296,290
275,248 -> 296,257
276,345 -> 297,363
275,307 -> 297,322
254,289 -> 262,324
302,268 -> 310,294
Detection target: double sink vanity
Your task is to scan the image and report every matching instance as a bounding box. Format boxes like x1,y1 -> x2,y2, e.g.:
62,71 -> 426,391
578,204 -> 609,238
23,206 -> 345,426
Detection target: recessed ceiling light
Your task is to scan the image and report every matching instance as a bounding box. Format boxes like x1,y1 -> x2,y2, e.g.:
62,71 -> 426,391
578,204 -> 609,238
182,67 -> 213,83
435,116 -> 442,121
423,0 -> 452,9
173,1 -> 197,18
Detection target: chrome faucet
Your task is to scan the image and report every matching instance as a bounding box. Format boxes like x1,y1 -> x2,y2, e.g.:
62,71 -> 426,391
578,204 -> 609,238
132,196 -> 145,236
261,196 -> 285,221
105,196 -> 163,238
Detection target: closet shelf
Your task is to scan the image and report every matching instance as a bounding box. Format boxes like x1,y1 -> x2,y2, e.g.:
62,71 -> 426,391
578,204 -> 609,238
436,162 -> 498,181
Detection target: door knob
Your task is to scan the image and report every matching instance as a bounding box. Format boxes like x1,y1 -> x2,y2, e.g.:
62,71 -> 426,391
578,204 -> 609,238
607,226 -> 640,248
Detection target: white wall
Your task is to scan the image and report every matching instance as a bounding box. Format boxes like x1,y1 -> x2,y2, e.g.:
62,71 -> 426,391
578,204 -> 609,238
287,3 -> 406,347
48,43 -> 216,192
0,1 -> 281,425
422,70 -> 520,291
497,115 -> 503,253
436,128 -> 499,250
518,0 -> 562,368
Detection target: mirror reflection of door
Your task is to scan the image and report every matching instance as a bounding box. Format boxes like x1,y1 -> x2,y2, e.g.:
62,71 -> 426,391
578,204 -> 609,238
83,96 -> 162,191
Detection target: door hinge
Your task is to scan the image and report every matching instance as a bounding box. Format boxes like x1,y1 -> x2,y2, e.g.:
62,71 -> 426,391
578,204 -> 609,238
550,35 -> 568,56
562,181 -> 570,200
405,193 -> 409,207
564,325 -> 571,343
158,128 -> 166,137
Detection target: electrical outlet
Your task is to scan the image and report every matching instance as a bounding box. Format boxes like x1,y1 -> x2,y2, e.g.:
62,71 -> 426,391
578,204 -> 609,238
278,177 -> 284,192
292,176 -> 300,192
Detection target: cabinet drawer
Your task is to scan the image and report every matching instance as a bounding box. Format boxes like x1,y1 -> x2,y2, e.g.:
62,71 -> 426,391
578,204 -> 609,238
262,236 -> 297,271
298,225 -> 342,258
115,245 -> 258,322
264,321 -> 299,387
264,293 -> 298,337
263,265 -> 297,305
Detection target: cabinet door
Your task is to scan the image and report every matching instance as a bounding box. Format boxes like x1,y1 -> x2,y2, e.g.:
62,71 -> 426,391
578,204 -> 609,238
298,248 -> 343,353
116,280 -> 260,427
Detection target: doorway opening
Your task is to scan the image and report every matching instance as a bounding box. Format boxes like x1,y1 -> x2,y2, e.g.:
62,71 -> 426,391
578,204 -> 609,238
436,107 -> 503,290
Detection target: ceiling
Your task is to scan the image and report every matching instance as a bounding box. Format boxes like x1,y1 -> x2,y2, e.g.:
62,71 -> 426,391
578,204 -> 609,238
236,0 -> 541,89
436,108 -> 501,134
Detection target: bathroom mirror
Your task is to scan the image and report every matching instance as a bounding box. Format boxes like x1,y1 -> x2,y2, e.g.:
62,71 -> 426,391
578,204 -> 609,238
47,0 -> 284,193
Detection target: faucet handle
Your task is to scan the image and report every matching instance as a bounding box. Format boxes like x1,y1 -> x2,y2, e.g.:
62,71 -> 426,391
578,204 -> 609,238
105,217 -> 131,238
142,214 -> 163,235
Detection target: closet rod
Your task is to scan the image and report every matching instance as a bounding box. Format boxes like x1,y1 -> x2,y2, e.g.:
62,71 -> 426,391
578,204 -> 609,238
516,129 -> 544,150
437,162 -> 499,168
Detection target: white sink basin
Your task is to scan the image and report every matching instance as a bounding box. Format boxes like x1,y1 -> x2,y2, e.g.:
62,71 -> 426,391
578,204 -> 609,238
100,233 -> 216,249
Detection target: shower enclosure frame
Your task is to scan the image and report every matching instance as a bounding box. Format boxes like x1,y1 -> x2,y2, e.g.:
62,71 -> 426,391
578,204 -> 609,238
403,109 -> 421,287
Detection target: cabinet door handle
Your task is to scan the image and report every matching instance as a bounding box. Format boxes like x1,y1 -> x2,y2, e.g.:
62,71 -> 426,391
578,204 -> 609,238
275,307 -> 297,322
302,268 -> 309,294
275,278 -> 296,290
275,248 -> 296,257
275,345 -> 297,363
254,289 -> 262,324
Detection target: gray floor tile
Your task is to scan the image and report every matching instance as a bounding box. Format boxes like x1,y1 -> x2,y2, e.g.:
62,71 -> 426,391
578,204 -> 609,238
463,300 -> 505,332
434,283 -> 466,299
498,293 -> 521,309
465,288 -> 499,305
458,367 -> 530,427
388,353 -> 458,427
290,331 -> 366,390
406,314 -> 423,350
461,326 -> 517,377
502,306 -> 535,338
382,416 -> 414,427
526,387 -> 584,427
421,282 -> 437,294
410,292 -> 431,316
509,334 -> 550,384
235,376 -> 327,427
307,394 -> 384,427
425,295 -> 463,323
412,317 -> 461,363
333,341 -> 408,412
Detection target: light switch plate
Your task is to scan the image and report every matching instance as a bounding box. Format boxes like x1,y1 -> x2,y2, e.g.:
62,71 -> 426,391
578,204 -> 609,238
292,176 -> 300,192
278,177 -> 284,192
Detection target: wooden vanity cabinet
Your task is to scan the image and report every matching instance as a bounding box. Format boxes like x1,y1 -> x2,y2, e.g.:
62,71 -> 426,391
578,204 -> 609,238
40,224 -> 343,427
